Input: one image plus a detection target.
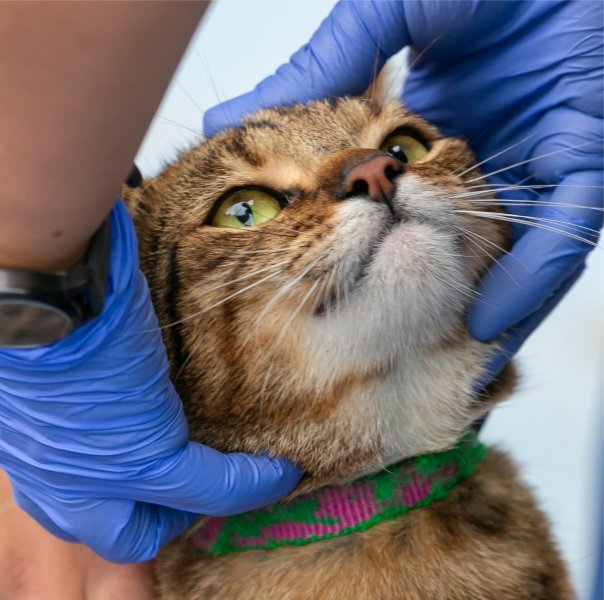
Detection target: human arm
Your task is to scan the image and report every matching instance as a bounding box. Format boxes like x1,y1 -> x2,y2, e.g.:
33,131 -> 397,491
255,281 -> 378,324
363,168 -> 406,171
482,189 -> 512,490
0,2 -> 208,271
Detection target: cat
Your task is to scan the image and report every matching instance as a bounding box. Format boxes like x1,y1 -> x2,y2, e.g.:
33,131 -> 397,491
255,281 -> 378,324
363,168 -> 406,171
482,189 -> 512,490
124,97 -> 572,599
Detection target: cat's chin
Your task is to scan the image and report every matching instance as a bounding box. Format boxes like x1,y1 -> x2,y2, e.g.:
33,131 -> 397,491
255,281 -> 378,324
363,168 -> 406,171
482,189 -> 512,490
304,228 -> 470,376
307,190 -> 477,356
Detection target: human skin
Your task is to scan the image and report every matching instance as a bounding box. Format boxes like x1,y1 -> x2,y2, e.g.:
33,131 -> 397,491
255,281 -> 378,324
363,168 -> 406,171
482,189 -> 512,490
0,470 -> 156,599
0,1 -> 208,271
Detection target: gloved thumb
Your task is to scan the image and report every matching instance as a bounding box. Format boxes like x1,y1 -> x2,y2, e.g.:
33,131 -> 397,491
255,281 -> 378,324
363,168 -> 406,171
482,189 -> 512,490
115,440 -> 302,517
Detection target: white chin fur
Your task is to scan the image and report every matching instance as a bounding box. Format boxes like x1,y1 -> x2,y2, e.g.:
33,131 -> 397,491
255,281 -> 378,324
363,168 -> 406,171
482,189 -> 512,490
306,175 -> 470,367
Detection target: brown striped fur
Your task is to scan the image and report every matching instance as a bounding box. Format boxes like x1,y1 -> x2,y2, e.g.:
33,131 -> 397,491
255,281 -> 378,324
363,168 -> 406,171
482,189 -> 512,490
123,98 -> 571,599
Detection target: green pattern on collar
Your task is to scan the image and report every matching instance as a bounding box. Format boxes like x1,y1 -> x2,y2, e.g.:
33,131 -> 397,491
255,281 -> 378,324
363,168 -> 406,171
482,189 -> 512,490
193,431 -> 487,555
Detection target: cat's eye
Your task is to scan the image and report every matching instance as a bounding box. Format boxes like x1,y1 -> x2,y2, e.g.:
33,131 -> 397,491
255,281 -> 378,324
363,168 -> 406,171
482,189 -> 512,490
379,130 -> 429,164
210,188 -> 284,228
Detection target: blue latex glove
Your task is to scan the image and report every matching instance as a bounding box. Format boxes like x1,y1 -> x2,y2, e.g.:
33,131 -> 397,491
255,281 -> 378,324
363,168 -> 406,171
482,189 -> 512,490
0,201 -> 301,563
204,0 -> 603,386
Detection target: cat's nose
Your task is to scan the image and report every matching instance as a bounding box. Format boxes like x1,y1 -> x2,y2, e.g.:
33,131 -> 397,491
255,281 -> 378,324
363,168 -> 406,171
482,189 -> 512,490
339,153 -> 404,203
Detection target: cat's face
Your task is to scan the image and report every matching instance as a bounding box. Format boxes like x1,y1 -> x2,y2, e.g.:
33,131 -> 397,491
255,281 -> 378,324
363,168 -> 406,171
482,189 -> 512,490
127,98 -> 510,486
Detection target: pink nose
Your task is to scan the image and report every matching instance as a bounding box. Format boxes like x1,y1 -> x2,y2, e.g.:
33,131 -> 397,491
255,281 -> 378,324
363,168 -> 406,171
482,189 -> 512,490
341,154 -> 403,203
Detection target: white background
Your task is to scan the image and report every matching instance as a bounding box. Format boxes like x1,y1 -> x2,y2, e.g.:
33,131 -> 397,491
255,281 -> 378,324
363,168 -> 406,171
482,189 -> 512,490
136,2 -> 603,597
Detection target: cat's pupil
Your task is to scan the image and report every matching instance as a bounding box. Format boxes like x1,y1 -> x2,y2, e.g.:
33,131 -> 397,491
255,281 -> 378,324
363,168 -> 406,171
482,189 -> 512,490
387,145 -> 409,164
230,201 -> 254,227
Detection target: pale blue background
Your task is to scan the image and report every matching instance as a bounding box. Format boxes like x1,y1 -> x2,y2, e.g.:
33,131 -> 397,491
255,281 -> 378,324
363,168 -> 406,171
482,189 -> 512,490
136,2 -> 603,597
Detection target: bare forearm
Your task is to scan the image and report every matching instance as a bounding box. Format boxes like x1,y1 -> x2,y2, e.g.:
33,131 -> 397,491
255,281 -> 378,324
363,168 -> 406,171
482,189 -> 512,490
0,1 -> 208,270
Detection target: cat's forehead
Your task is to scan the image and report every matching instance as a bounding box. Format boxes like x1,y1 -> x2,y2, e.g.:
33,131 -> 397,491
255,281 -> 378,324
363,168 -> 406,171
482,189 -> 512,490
197,98 -> 440,169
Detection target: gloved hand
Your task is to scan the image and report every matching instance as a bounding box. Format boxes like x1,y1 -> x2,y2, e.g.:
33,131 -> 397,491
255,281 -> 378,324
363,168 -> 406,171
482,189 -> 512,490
204,0 -> 603,387
0,200 -> 301,563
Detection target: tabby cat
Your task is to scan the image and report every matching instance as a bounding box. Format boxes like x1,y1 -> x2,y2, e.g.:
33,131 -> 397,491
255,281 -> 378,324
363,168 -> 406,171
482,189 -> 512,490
124,97 -> 571,599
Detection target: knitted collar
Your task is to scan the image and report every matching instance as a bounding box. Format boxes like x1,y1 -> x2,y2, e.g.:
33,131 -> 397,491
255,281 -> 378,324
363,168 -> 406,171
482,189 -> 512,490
192,431 -> 486,556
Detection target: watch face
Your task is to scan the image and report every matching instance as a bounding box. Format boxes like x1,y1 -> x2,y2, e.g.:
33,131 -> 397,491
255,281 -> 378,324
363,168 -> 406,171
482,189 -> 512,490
0,301 -> 74,348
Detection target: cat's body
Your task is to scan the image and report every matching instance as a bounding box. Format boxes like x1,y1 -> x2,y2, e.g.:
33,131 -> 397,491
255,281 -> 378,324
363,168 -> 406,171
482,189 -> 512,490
124,98 -> 571,599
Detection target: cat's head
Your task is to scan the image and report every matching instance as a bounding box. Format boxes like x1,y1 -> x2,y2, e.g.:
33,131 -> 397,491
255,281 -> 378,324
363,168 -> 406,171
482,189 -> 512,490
125,98 -> 512,488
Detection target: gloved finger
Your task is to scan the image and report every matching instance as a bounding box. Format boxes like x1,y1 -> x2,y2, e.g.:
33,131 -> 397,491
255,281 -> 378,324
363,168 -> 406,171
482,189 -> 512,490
114,441 -> 302,516
11,487 -> 77,543
474,263 -> 585,394
468,170 -> 602,342
203,1 -> 408,136
528,109 -> 603,227
468,226 -> 591,342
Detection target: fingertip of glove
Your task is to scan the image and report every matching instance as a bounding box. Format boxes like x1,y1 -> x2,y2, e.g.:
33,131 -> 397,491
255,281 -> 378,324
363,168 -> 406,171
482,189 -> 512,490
266,455 -> 304,490
255,457 -> 302,509
203,93 -> 255,137
202,106 -> 228,138
206,452 -> 302,516
467,310 -> 501,343
466,294 -> 503,342
234,452 -> 302,492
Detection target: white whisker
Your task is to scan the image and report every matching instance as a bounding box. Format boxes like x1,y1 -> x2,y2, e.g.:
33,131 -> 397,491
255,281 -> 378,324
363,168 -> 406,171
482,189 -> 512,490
455,133 -> 536,177
196,258 -> 292,296
253,253 -> 327,327
454,225 -> 521,287
158,267 -> 287,333
464,140 -> 598,184
466,182 -> 604,192
177,82 -> 204,115
457,210 -> 600,247
493,212 -> 600,236
321,260 -> 340,322
272,279 -> 322,346
449,185 -> 604,213
158,116 -> 203,138
465,199 -> 604,214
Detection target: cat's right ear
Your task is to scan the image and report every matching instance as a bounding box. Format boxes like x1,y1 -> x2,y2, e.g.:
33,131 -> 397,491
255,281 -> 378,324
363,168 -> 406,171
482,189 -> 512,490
121,164 -> 148,222
125,164 -> 143,189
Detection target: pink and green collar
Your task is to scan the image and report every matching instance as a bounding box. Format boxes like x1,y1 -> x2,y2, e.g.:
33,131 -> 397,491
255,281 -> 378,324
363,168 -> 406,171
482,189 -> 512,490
192,431 -> 486,556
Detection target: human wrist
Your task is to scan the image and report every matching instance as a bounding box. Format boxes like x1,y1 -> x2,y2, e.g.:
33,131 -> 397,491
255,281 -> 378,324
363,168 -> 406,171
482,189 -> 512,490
0,200 -> 144,362
0,239 -> 90,272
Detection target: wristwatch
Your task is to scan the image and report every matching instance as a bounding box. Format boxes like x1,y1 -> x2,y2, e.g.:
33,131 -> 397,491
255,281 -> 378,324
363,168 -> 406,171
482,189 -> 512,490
0,217 -> 111,348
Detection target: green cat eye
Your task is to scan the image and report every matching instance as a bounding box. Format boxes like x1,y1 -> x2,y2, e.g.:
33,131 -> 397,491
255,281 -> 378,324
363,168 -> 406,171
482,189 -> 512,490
210,188 -> 283,228
380,130 -> 429,164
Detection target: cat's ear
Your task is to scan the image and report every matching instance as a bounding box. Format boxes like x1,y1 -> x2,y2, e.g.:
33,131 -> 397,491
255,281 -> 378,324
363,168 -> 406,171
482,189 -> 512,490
362,51 -> 407,103
121,164 -> 148,221
125,164 -> 143,189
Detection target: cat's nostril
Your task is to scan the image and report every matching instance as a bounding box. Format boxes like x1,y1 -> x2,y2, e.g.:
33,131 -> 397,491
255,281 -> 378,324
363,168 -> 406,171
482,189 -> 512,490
385,164 -> 402,182
340,154 -> 404,203
351,180 -> 369,197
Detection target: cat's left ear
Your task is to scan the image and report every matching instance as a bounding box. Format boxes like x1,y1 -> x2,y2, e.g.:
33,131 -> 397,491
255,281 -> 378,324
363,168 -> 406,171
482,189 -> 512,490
362,53 -> 407,103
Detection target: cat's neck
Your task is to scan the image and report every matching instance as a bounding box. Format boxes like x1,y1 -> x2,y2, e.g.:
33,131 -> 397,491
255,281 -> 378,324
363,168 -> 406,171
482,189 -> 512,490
190,431 -> 487,556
